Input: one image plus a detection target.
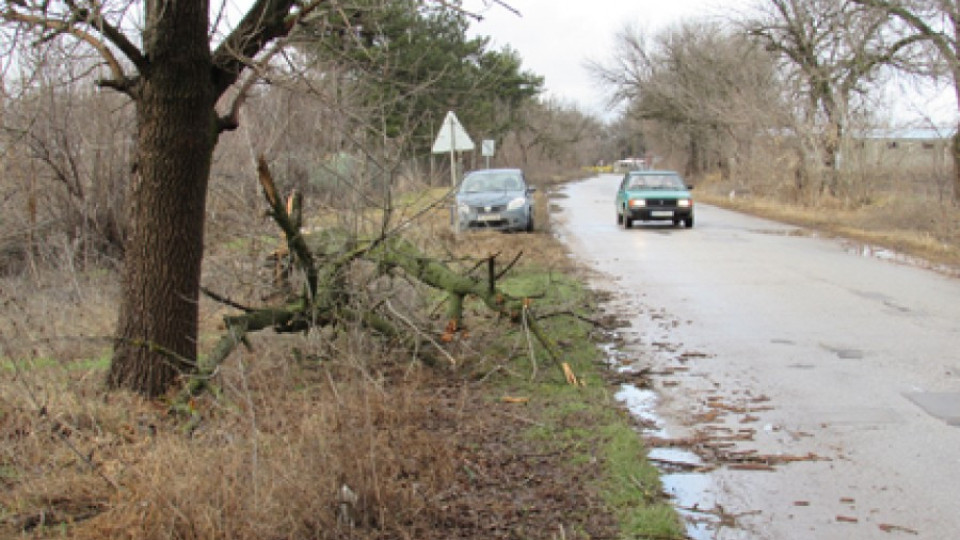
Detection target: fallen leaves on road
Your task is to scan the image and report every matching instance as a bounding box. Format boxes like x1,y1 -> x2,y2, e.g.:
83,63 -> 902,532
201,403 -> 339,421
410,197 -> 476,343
879,523 -> 919,535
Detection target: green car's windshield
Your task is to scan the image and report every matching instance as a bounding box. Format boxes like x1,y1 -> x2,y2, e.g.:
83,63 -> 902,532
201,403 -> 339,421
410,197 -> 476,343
627,174 -> 685,190
462,173 -> 523,193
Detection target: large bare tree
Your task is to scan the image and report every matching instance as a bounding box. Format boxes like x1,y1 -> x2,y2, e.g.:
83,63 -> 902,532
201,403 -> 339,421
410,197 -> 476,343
851,0 -> 960,202
0,1 -> 319,396
745,0 -> 922,195
589,20 -> 782,178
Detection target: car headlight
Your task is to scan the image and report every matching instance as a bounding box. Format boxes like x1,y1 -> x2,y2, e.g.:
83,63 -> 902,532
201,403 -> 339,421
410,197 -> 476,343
628,198 -> 646,208
457,202 -> 470,214
677,199 -> 692,208
506,197 -> 527,210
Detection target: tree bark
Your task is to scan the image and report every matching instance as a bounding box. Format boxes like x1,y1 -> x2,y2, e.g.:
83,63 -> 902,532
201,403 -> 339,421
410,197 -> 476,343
953,113 -> 960,204
107,2 -> 217,397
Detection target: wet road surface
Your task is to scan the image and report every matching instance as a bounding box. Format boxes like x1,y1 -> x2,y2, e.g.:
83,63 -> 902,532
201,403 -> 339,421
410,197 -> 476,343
554,174 -> 960,539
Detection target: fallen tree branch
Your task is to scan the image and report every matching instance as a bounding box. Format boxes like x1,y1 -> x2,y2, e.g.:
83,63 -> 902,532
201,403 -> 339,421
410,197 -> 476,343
181,159 -> 570,407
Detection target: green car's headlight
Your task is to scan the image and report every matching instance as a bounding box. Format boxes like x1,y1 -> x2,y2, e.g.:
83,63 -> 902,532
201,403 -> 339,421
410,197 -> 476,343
628,198 -> 646,208
678,199 -> 692,208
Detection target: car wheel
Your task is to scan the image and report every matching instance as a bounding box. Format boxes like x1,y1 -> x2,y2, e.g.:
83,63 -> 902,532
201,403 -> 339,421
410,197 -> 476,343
526,214 -> 535,233
673,219 -> 681,227
622,208 -> 632,229
616,211 -> 623,225
684,216 -> 694,228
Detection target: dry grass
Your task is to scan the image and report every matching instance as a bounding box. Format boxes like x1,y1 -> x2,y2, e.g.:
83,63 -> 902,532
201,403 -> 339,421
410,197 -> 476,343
0,178 -> 630,539
2,334 -> 464,539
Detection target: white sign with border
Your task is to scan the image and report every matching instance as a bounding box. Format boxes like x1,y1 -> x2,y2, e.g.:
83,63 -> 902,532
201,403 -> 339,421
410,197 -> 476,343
431,111 -> 475,153
481,139 -> 495,157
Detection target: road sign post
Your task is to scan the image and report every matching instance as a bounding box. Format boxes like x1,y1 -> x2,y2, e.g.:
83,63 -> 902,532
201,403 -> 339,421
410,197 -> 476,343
481,139 -> 495,169
431,111 -> 475,186
432,111 -> 475,232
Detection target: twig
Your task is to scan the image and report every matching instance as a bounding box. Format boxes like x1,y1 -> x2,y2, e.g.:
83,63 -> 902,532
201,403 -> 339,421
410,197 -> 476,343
384,300 -> 457,365
536,309 -> 602,326
521,303 -> 538,381
494,250 -> 524,280
503,410 -> 545,428
201,286 -> 255,313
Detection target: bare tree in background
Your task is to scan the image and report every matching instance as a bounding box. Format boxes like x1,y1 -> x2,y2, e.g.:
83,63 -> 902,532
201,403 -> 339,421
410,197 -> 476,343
745,0 -> 922,198
588,20 -> 783,179
850,0 -> 960,203
1,49 -> 132,271
0,1 -> 322,397
505,98 -> 600,170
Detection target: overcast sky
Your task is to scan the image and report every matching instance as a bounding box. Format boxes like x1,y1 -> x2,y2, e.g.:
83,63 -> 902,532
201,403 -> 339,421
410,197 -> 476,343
464,0 -> 736,119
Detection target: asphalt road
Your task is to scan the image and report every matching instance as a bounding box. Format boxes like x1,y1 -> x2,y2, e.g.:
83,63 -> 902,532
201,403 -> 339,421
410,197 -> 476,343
553,174 -> 960,539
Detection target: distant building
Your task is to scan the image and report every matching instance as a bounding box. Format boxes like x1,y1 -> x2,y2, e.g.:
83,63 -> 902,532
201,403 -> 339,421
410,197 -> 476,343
851,126 -> 955,170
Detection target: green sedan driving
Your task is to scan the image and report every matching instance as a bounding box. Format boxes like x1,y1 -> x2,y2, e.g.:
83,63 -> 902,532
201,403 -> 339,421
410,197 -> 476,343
615,170 -> 694,229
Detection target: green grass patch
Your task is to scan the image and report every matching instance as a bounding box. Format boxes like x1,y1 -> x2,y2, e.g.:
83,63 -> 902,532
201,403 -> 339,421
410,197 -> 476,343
392,186 -> 452,213
486,270 -> 685,539
1,350 -> 111,374
499,268 -> 581,302
602,423 -> 684,537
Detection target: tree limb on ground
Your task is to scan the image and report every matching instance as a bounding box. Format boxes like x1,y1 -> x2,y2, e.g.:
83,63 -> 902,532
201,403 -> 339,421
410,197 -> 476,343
180,158 -> 567,406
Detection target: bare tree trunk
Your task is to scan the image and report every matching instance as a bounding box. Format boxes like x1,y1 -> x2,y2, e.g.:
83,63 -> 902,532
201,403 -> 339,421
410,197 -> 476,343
108,2 -> 216,397
953,120 -> 960,204
822,119 -> 842,196
686,135 -> 701,177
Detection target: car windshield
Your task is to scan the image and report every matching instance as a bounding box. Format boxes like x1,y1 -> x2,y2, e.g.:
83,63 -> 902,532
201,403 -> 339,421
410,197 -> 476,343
627,174 -> 685,190
461,172 -> 523,193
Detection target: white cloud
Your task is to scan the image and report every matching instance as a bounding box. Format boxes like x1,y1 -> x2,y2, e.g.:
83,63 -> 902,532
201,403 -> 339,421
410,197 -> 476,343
464,0 -> 734,118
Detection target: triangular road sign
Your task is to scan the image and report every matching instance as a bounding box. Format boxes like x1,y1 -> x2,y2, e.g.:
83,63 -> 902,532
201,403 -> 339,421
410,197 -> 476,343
431,111 -> 475,153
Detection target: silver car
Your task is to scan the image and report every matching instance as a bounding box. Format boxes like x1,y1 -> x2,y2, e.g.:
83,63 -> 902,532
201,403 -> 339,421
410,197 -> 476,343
454,168 -> 535,232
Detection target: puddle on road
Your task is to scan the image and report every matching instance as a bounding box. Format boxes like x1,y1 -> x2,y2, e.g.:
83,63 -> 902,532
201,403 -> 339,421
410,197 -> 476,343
903,392 -> 960,427
843,241 -> 960,278
649,448 -> 719,539
614,383 -> 721,539
615,384 -> 667,438
607,341 -> 722,539
749,227 -> 813,237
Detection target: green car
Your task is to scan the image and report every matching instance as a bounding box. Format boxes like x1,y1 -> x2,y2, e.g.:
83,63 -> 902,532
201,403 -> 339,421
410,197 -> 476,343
615,170 -> 695,229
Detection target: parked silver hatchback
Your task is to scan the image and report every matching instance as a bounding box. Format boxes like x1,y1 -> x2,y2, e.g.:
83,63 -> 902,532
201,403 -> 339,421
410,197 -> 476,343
454,168 -> 535,232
